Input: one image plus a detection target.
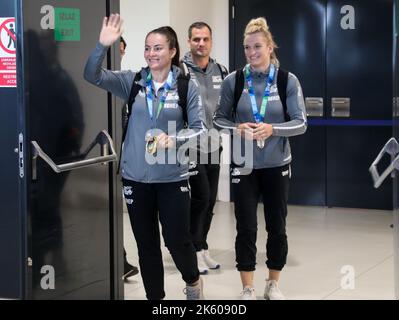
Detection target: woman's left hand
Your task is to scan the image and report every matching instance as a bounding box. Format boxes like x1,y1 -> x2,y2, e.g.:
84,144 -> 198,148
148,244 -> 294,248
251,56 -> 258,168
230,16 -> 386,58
157,133 -> 175,149
99,14 -> 123,47
253,123 -> 273,141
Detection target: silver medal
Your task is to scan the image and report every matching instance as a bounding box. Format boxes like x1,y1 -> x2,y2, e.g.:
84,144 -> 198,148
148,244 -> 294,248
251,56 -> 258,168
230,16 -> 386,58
257,140 -> 265,148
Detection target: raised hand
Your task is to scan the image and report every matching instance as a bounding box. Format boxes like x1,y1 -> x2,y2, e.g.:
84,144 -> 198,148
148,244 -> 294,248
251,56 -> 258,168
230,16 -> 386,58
99,13 -> 124,47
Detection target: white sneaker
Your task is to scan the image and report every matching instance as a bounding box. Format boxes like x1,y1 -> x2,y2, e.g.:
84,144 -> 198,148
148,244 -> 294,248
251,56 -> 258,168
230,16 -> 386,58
240,286 -> 256,300
264,279 -> 285,300
197,250 -> 209,274
203,250 -> 220,269
185,277 -> 204,300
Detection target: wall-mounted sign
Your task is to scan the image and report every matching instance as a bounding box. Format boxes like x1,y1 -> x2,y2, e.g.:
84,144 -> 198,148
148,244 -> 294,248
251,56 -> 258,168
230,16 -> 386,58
40,6 -> 81,42
0,17 -> 17,88
55,8 -> 80,41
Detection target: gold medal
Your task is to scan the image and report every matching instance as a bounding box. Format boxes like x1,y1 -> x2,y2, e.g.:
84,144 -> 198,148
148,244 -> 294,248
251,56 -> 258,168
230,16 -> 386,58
146,136 -> 157,155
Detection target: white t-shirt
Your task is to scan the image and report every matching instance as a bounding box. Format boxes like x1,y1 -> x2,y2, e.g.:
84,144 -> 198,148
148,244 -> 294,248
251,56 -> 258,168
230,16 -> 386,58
153,81 -> 165,95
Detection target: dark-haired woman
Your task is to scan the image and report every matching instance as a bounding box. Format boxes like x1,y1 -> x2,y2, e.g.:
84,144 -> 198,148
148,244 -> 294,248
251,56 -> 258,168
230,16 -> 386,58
84,14 -> 206,300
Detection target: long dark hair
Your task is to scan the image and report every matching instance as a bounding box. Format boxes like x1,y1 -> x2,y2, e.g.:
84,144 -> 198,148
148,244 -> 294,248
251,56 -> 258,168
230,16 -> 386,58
146,26 -> 180,67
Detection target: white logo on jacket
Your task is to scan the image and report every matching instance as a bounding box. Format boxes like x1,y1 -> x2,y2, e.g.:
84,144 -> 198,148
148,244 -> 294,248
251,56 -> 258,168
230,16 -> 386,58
164,92 -> 179,109
268,95 -> 280,102
180,186 -> 189,192
164,103 -> 178,109
282,170 -> 289,177
123,186 -> 133,196
167,92 -> 179,100
212,75 -> 223,83
231,168 -> 241,176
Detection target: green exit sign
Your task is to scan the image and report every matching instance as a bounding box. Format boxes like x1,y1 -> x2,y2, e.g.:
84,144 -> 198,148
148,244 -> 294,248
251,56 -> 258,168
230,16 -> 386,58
54,8 -> 80,41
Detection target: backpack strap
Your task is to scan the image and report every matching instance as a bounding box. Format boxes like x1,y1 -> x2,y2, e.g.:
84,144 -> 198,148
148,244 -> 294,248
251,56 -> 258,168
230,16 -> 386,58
127,70 -> 144,116
216,62 -> 229,80
179,61 -> 190,77
121,70 -> 143,144
233,68 -> 245,118
117,70 -> 143,173
277,68 -> 290,122
177,72 -> 190,126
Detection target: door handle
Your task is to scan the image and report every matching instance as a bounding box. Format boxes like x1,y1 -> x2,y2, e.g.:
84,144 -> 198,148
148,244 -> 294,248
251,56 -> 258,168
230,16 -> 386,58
31,130 -> 117,180
331,97 -> 350,117
369,138 -> 399,188
305,97 -> 323,117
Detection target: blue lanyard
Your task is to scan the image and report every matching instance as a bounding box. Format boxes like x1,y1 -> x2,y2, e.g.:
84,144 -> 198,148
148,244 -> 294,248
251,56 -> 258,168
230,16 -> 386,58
245,64 -> 275,123
145,71 -> 174,120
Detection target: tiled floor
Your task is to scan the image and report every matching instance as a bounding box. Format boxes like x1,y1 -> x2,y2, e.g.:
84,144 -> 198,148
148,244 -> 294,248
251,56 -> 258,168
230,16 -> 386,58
123,202 -> 395,300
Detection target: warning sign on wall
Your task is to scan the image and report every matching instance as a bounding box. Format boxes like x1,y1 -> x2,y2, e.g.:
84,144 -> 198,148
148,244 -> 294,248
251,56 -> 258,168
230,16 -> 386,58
0,17 -> 17,88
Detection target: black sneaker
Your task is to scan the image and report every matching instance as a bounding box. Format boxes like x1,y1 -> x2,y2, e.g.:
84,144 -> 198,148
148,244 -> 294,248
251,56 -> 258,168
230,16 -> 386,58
123,262 -> 139,280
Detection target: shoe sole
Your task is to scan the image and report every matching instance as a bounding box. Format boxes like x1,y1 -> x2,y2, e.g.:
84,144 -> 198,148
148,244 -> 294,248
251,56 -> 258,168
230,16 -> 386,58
208,264 -> 220,270
123,269 -> 139,279
264,293 -> 285,300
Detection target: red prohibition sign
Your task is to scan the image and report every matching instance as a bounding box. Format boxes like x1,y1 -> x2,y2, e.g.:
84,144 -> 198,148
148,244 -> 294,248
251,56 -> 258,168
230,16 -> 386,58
0,18 -> 16,55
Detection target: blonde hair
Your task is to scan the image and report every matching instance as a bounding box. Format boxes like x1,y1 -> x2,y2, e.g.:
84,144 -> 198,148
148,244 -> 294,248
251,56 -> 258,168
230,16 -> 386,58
244,17 -> 279,67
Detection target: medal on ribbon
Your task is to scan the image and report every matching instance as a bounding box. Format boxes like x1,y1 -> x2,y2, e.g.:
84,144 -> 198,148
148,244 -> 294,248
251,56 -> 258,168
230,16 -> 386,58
257,140 -> 265,148
244,64 -> 275,149
145,133 -> 157,155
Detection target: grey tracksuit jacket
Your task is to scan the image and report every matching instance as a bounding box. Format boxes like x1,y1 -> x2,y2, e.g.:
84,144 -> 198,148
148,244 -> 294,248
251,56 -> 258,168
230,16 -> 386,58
84,43 -> 206,183
213,64 -> 307,169
182,52 -> 228,153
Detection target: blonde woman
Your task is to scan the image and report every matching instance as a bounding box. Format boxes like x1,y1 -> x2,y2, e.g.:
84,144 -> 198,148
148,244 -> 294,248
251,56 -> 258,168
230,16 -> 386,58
214,17 -> 307,300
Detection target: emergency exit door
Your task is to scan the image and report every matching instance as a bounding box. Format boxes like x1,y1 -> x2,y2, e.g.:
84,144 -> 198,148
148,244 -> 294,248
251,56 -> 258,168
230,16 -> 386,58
230,0 -> 393,209
0,0 -> 124,299
392,0 -> 399,299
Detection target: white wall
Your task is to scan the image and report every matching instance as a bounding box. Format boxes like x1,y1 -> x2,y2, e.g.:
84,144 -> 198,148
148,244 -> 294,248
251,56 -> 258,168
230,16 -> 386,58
120,0 -> 229,69
169,0 -> 229,68
120,0 -> 170,70
120,0 -> 230,201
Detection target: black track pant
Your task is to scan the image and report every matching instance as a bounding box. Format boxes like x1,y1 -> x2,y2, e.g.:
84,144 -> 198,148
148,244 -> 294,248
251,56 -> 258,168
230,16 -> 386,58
189,159 -> 220,251
190,148 -> 222,251
232,165 -> 290,271
122,178 -> 199,300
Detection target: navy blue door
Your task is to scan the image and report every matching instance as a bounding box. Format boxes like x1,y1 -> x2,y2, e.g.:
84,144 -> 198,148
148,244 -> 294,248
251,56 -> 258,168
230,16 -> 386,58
22,0 -> 118,299
230,0 -> 393,209
0,0 -> 24,299
392,0 -> 398,299
325,0 -> 392,209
